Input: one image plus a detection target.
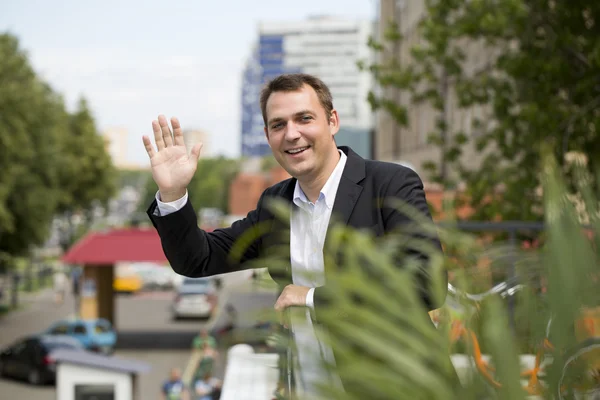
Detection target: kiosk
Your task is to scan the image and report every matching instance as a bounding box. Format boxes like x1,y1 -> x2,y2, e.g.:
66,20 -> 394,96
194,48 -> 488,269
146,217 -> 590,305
50,348 -> 150,400
61,228 -> 168,327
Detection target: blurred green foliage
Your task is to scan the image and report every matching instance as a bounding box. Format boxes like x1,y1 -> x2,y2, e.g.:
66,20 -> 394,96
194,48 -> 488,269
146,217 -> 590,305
361,0 -> 600,222
256,150 -> 600,399
0,33 -> 116,262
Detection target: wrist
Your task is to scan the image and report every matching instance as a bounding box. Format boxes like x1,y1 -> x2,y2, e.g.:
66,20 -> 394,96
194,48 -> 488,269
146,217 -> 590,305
159,188 -> 187,203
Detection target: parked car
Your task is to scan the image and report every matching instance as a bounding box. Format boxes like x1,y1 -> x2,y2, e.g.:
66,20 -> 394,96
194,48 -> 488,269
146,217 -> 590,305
171,277 -> 218,320
0,335 -> 84,385
44,318 -> 117,355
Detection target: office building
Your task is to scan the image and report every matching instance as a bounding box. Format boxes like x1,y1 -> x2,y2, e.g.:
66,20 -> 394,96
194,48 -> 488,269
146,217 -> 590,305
374,0 -> 494,180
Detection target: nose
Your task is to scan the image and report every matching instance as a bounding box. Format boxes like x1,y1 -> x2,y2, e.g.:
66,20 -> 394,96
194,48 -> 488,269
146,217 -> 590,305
284,121 -> 301,141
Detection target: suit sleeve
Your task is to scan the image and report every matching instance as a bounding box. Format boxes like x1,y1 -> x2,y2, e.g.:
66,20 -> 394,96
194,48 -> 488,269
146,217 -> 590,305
381,168 -> 446,310
147,191 -> 267,278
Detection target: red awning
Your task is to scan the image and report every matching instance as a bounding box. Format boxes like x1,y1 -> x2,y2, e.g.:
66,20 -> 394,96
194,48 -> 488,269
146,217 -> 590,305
61,228 -> 168,265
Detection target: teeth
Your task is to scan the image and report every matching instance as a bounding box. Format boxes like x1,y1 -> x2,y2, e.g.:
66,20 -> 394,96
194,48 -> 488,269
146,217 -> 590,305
287,147 -> 307,154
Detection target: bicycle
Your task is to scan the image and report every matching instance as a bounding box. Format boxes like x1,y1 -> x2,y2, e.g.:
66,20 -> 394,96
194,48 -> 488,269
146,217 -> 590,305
429,280 -> 600,399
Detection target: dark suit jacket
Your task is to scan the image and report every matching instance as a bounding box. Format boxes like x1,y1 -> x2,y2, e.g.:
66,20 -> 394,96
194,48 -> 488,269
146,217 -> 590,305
147,146 -> 447,317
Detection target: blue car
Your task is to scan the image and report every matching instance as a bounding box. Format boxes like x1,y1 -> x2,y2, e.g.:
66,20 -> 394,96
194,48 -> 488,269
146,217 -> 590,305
44,318 -> 117,355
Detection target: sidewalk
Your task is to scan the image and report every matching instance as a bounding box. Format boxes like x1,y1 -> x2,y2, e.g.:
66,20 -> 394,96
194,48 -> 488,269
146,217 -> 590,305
1,286 -> 51,308
0,289 -> 75,348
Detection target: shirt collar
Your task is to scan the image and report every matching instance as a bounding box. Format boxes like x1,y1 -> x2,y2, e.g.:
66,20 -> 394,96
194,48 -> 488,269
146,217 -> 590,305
293,149 -> 347,209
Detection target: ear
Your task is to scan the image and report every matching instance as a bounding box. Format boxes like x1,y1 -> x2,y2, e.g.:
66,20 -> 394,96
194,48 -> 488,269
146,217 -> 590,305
329,109 -> 340,137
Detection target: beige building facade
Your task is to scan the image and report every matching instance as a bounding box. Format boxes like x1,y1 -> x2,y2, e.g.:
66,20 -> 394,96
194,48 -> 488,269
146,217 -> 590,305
183,129 -> 211,158
102,127 -> 145,170
375,0 -> 496,183
102,127 -> 129,168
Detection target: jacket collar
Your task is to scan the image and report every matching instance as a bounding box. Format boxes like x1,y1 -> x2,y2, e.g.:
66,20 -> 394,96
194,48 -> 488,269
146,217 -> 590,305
277,146 -> 365,203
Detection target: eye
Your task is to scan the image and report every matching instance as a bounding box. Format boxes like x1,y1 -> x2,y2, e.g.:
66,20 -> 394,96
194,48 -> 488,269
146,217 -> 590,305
271,123 -> 283,130
301,115 -> 313,121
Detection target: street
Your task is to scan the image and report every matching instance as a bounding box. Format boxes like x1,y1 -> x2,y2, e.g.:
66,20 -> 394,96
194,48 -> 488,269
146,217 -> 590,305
0,281 -> 278,400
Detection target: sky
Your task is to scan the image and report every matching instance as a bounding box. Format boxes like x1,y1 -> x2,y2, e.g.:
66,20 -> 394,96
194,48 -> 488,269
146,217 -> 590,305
1,0 -> 376,168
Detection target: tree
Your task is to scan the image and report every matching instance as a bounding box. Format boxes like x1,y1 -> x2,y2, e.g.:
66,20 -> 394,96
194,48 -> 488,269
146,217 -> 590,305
138,173 -> 161,214
0,32 -> 116,265
55,98 -> 117,249
117,169 -> 151,190
363,0 -> 600,221
189,157 -> 240,213
0,34 -> 64,257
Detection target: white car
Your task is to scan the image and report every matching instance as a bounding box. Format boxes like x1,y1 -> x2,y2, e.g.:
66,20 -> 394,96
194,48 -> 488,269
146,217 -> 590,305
171,278 -> 218,320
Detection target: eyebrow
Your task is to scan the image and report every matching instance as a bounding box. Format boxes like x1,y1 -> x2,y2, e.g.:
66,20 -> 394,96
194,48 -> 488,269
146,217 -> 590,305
267,110 -> 317,126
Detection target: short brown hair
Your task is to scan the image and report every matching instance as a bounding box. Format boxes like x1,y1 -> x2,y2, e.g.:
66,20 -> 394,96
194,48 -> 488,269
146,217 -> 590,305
260,73 -> 333,126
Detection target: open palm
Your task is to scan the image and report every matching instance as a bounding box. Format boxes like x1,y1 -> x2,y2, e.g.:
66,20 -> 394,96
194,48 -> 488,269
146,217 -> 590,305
142,115 -> 202,201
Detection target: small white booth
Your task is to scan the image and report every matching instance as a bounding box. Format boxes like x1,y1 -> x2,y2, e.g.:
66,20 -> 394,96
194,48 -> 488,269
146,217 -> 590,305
50,349 -> 150,400
220,344 -> 280,400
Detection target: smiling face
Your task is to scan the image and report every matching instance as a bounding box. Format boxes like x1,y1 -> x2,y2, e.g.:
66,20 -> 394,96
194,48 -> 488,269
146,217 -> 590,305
263,84 -> 340,183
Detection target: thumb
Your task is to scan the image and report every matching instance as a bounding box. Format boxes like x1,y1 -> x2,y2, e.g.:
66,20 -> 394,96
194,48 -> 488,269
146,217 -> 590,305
190,143 -> 203,162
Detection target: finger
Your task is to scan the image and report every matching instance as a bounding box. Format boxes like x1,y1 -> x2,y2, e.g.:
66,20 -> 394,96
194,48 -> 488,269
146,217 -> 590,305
277,310 -> 288,329
158,114 -> 174,147
142,136 -> 156,158
152,120 -> 164,151
171,117 -> 185,147
190,143 -> 203,163
274,299 -> 283,313
282,315 -> 288,329
274,294 -> 288,313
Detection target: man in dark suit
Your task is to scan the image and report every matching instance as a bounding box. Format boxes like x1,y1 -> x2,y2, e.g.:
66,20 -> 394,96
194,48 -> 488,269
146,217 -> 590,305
143,73 -> 448,397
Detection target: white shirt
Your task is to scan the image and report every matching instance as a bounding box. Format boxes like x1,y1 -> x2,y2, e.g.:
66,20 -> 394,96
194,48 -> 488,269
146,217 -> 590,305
289,150 -> 347,396
155,150 -> 348,396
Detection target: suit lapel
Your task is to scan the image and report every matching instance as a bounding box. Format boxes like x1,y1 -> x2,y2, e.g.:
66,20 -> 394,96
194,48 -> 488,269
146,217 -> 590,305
330,176 -> 363,226
329,147 -> 366,228
324,147 -> 366,276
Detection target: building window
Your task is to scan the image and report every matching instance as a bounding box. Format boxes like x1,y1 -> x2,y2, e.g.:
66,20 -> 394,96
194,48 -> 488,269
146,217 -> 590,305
75,384 -> 115,400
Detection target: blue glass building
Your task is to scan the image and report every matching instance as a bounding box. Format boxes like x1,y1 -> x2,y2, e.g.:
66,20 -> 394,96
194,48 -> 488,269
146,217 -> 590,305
240,34 -> 302,157
240,19 -> 373,159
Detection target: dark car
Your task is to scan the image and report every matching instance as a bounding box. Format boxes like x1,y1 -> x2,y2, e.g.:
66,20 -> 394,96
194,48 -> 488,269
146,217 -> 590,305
0,335 -> 84,385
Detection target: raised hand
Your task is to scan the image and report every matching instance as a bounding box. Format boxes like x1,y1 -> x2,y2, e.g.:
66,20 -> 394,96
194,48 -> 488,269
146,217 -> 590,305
142,115 -> 202,202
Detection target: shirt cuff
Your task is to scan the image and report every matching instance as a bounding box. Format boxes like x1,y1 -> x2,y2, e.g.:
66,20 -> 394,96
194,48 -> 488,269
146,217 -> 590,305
155,190 -> 188,216
306,287 -> 315,308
